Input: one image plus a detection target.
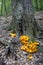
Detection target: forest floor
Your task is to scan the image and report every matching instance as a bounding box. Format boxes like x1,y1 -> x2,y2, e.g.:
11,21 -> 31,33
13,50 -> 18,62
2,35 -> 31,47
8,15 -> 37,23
0,14 -> 43,65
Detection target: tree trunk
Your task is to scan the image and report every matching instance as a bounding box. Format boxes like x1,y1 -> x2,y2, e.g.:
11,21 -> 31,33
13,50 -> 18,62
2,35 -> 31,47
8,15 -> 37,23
4,0 -> 7,16
9,0 -> 39,38
1,0 -> 3,16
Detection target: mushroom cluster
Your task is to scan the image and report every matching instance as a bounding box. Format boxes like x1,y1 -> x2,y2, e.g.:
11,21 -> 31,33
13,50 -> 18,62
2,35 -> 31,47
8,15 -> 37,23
9,33 -> 40,59
20,42 -> 39,53
19,35 -> 39,59
9,33 -> 16,37
19,35 -> 30,45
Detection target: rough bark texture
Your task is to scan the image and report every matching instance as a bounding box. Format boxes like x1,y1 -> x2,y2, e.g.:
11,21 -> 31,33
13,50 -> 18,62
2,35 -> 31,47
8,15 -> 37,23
9,0 -> 39,38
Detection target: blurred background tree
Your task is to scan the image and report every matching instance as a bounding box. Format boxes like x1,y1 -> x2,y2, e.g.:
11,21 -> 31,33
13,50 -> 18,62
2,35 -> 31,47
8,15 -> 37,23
32,0 -> 43,11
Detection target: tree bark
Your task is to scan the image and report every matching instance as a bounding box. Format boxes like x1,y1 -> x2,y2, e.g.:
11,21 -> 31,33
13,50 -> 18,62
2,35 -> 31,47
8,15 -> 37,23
1,0 -> 3,16
4,0 -> 7,16
9,0 -> 39,38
